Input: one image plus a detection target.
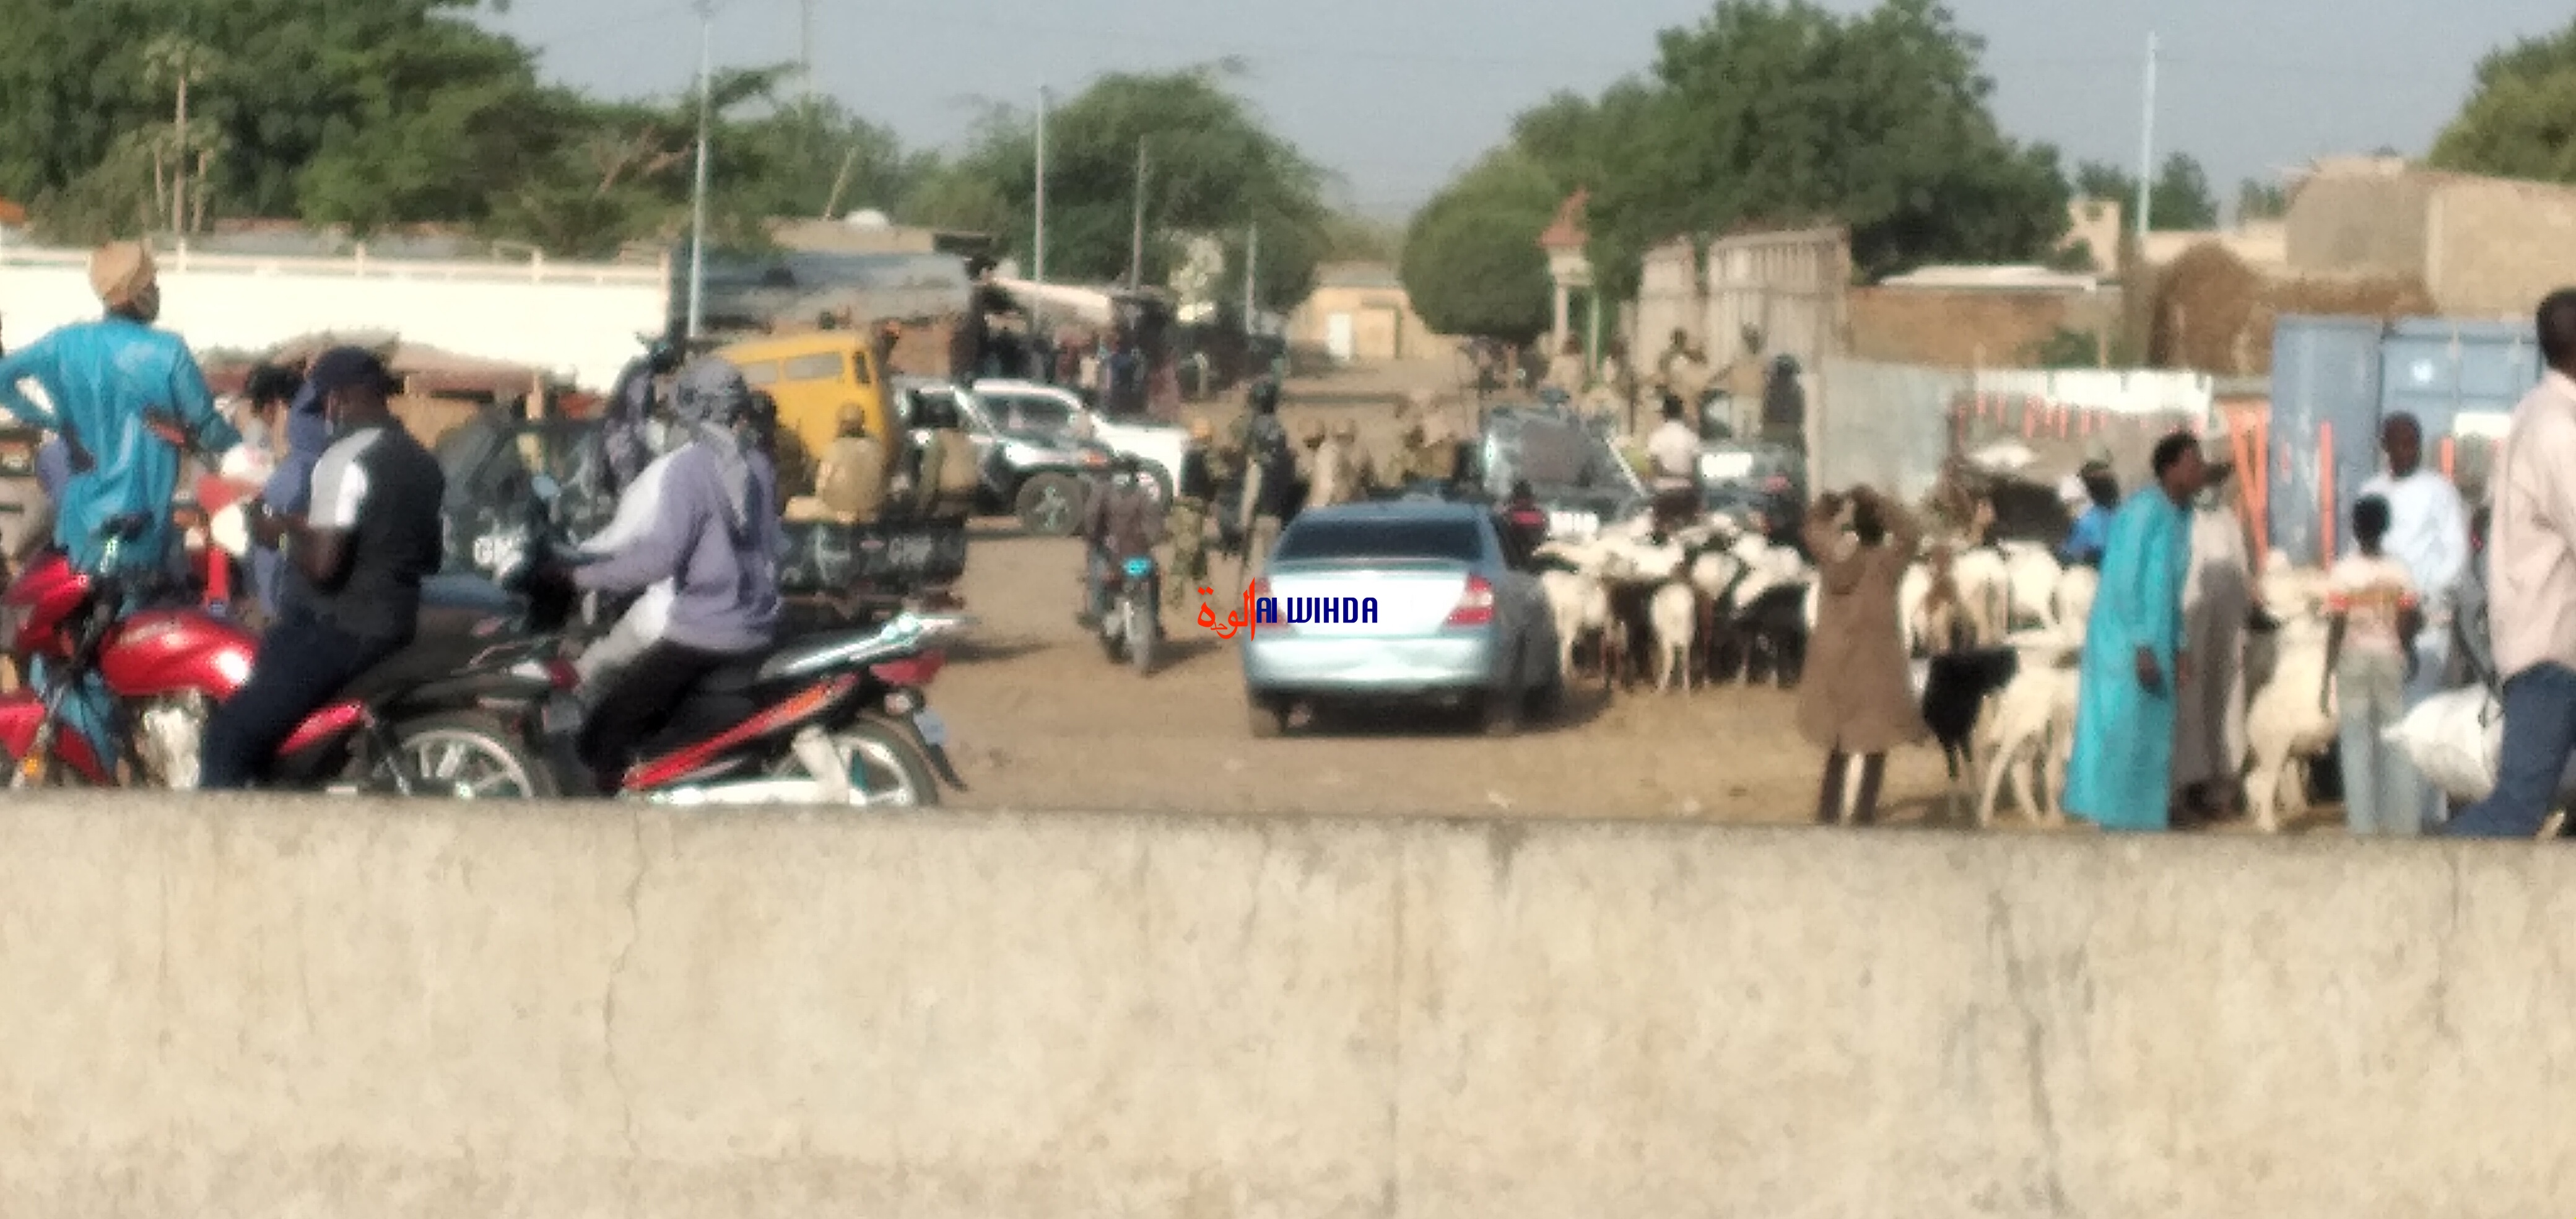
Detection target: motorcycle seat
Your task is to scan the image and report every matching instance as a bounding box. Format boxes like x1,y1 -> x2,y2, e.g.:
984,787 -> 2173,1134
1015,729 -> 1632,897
696,660 -> 768,696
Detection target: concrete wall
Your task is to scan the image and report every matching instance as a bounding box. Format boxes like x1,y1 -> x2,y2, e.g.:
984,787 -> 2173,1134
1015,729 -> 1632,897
1847,286 -> 2122,368
2285,170 -> 2432,279
0,242 -> 668,392
2427,175 -> 2576,318
8,797 -> 2575,1217
1632,238 -> 1700,359
1705,225 -> 1849,378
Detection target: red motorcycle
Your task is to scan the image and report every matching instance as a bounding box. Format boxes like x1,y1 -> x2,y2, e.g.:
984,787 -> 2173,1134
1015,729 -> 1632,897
0,512 -> 569,794
550,599 -> 973,807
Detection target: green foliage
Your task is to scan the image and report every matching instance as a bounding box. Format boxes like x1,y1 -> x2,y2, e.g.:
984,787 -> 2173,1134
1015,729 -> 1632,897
2068,153 -> 2219,230
900,68 -> 1333,313
1398,149 -> 1560,343
1554,0 -> 2069,297
2430,16 -> 2576,182
2236,179 -> 2288,223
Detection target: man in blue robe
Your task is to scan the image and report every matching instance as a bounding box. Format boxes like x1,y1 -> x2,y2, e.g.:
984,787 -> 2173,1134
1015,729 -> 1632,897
2065,432 -> 2207,831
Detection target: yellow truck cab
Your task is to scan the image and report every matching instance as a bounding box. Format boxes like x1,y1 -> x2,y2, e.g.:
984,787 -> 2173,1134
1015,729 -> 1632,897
716,331 -> 892,492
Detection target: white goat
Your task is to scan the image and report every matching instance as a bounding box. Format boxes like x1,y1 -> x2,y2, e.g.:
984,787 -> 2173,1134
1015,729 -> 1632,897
1650,580 -> 1699,693
2052,565 -> 2100,639
2244,607 -> 2338,832
1996,542 -> 2064,631
1539,568 -> 1609,680
1949,546 -> 2014,644
1975,627 -> 2085,828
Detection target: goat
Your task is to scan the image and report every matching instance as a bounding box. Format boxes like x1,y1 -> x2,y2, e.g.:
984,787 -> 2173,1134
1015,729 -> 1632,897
1921,645 -> 2020,821
1738,581 -> 1811,688
1539,568 -> 1609,681
1650,580 -> 1699,693
1975,627 -> 2084,827
2243,607 -> 2337,832
1998,541 -> 2063,631
2051,564 -> 2100,639
1949,545 -> 2014,644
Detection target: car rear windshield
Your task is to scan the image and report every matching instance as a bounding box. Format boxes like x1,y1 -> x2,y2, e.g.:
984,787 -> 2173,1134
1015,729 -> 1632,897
1274,518 -> 1484,564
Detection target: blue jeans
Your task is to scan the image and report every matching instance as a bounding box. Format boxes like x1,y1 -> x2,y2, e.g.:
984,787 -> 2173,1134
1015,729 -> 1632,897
2336,652 -> 2419,836
2447,662 -> 2576,838
199,608 -> 404,789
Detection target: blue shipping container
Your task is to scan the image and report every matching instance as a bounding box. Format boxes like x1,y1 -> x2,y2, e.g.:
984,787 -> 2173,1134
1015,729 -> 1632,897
2380,317 -> 2538,440
2269,316 -> 2385,566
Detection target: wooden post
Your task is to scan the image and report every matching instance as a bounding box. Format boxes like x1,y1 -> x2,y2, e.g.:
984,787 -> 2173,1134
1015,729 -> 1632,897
2440,435 -> 2456,481
2318,422 -> 2335,563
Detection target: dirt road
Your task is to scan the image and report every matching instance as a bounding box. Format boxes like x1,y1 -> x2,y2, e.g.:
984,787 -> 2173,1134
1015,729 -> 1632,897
932,528 -> 1969,823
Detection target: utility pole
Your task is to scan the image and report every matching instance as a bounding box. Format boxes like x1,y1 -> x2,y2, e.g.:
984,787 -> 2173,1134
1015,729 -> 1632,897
172,61 -> 190,235
2133,31 -> 2159,240
1034,86 -> 1050,289
1128,137 -> 1149,290
799,0 -> 815,113
1242,222 -> 1259,328
687,0 -> 715,342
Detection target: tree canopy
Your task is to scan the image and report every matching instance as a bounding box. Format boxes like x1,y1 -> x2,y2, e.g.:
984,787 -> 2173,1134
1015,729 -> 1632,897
2429,15 -> 2576,183
1556,0 -> 2071,296
1398,149 -> 1562,344
900,68 -> 1334,314
2067,153 -> 2220,231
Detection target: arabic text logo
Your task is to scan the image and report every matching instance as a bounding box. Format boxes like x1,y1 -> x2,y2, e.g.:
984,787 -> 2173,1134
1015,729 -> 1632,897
1194,587 -> 1381,639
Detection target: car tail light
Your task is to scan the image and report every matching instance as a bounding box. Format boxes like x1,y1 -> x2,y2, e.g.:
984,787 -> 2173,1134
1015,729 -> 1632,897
1444,575 -> 1495,627
871,650 -> 947,688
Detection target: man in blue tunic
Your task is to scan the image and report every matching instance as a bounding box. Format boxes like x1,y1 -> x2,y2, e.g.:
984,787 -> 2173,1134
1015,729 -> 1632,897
2065,431 -> 2207,831
0,241 -> 242,767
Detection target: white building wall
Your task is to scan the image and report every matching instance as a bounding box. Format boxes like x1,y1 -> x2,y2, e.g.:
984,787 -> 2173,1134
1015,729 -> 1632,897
0,241 -> 668,392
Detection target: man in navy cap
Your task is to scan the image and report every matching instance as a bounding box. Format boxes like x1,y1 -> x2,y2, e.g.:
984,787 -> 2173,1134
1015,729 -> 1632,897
200,346 -> 446,789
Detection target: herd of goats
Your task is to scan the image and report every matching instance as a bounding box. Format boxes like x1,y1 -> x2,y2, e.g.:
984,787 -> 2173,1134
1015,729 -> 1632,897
1525,509 -> 2341,831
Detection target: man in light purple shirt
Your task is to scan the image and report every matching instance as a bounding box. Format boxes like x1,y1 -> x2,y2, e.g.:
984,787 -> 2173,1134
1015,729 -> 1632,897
559,357 -> 781,793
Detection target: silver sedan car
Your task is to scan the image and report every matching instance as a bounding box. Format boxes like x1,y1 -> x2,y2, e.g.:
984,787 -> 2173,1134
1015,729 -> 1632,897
1239,500 -> 1560,737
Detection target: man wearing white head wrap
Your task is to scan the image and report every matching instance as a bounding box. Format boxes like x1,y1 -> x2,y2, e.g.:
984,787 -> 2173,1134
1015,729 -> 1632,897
558,357 -> 783,792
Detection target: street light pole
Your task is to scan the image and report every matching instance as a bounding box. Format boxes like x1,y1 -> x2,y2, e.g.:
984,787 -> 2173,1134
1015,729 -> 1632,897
1034,85 -> 1049,289
685,0 -> 715,343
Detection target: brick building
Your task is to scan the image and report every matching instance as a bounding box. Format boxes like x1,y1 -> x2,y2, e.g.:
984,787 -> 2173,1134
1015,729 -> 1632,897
2285,157 -> 2576,318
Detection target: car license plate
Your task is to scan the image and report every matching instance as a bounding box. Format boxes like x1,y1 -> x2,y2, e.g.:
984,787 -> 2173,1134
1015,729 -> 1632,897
912,708 -> 949,747
1549,510 -> 1599,537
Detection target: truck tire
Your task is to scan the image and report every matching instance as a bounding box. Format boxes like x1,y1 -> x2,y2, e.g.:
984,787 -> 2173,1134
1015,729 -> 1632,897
1015,473 -> 1082,536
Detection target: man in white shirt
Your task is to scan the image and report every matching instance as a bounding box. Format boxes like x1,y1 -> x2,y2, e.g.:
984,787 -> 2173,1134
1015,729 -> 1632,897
2448,289 -> 2576,837
1645,398 -> 1700,531
2356,411 -> 2469,829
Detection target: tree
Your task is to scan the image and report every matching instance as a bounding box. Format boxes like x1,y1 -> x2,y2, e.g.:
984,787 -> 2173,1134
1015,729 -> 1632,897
901,68 -> 1333,313
1398,149 -> 1560,343
2066,152 -> 2218,230
2429,15 -> 2576,182
2236,178 -> 2287,223
1574,0 -> 2069,295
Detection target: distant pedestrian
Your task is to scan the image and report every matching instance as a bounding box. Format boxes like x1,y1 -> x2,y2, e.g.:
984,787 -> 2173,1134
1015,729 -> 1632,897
2063,431 -> 2204,831
2059,461 -> 2118,567
2356,410 -> 2469,829
2447,289 -> 2576,837
1645,398 -> 1700,535
1798,485 -> 1926,824
2173,429 -> 2252,821
2324,494 -> 2425,836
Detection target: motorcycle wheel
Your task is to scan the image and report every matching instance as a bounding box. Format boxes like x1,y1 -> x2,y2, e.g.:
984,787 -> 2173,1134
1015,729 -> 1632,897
1126,593 -> 1157,676
380,710 -> 559,800
828,719 -> 939,808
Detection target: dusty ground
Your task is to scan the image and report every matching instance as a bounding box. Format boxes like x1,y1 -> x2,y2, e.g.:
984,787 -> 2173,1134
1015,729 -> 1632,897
934,524 -> 1960,824
929,382 -> 2340,831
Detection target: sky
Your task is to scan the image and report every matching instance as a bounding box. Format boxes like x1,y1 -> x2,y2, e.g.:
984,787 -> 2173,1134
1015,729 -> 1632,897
484,0 -> 2574,222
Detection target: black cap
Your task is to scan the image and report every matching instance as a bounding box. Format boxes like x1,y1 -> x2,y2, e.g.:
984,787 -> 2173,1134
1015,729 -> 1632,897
307,346 -> 395,400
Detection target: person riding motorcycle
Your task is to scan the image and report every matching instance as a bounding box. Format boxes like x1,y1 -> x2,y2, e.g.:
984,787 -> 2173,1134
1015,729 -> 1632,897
549,357 -> 783,795
598,336 -> 682,496
0,241 -> 243,764
1079,452 -> 1167,628
201,347 -> 446,790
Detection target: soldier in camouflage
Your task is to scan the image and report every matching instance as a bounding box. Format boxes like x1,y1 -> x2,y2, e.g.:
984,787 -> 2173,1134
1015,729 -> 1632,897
1166,417 -> 1216,610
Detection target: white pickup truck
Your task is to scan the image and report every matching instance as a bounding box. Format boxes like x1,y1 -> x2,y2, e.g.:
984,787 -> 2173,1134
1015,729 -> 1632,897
965,378 -> 1192,504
